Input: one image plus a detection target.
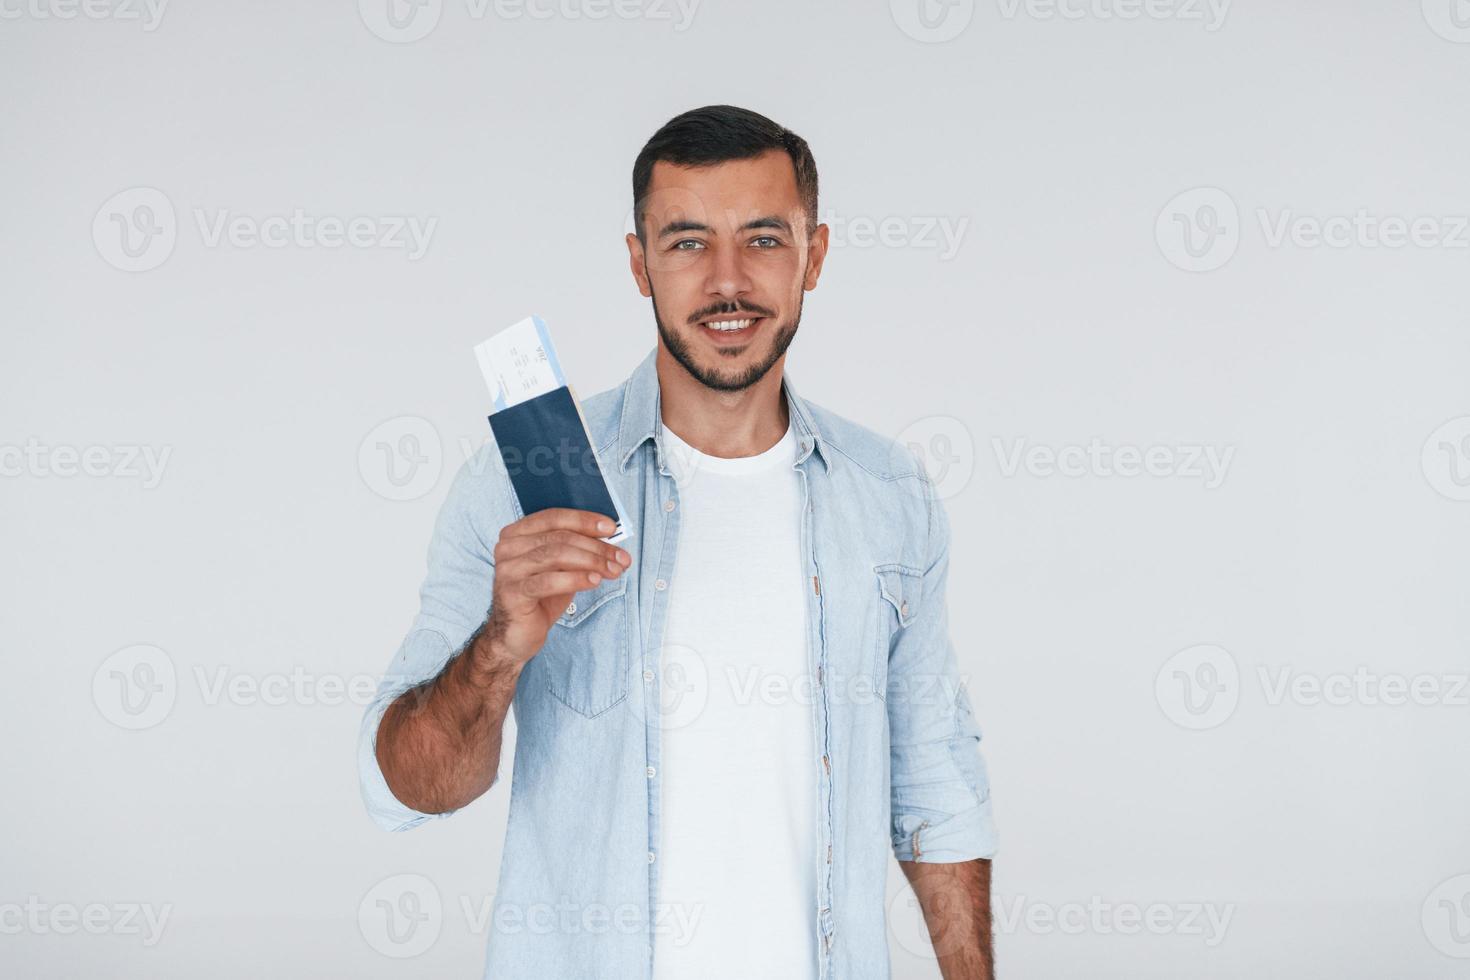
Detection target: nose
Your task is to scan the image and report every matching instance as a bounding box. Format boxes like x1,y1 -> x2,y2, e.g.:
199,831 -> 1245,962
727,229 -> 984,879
702,239 -> 753,302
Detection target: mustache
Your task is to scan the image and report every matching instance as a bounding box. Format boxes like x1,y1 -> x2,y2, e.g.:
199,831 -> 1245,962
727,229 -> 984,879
685,301 -> 776,325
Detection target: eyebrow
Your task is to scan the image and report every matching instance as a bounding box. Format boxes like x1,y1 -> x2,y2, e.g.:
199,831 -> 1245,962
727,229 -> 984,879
656,215 -> 793,238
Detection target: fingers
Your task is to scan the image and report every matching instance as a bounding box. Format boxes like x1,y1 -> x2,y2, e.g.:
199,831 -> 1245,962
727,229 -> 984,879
518,569 -> 610,600
496,536 -> 629,584
502,508 -> 616,541
494,528 -> 630,570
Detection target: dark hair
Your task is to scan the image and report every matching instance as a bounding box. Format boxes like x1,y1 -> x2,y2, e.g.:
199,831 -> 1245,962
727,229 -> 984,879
631,105 -> 818,242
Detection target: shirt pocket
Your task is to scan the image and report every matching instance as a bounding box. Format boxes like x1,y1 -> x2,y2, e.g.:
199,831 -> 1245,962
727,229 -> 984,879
540,574 -> 630,718
874,563 -> 923,703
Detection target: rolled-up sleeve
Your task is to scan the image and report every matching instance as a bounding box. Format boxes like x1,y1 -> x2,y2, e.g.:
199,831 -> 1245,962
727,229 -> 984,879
887,471 -> 998,863
358,449 -> 509,832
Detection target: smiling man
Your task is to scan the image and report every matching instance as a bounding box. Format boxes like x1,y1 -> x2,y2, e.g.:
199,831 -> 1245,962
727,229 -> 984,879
360,105 -> 998,980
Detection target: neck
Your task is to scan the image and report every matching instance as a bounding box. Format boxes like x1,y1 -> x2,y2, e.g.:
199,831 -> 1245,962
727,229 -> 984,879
654,344 -> 791,459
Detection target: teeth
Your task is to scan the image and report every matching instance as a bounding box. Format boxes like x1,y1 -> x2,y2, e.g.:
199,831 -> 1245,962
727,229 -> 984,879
706,318 -> 754,331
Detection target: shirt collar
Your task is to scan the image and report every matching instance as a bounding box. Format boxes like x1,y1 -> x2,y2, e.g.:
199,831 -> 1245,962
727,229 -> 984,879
616,348 -> 831,474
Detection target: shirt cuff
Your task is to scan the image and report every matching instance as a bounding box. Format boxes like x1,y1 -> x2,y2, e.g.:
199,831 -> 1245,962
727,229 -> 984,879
892,797 -> 999,863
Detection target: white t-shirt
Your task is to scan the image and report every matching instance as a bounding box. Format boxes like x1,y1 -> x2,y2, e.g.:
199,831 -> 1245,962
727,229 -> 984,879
651,419 -> 819,980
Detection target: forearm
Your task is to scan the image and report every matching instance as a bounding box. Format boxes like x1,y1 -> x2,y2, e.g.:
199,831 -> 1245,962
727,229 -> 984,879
898,857 -> 993,980
375,621 -> 523,814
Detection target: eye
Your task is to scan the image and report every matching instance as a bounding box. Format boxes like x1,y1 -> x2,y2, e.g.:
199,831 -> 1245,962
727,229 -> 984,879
670,239 -> 705,251
750,236 -> 782,248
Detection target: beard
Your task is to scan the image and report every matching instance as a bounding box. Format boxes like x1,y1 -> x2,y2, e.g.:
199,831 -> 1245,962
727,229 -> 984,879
652,285 -> 802,393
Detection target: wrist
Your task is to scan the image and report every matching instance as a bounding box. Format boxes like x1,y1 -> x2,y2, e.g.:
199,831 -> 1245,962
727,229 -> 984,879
468,621 -> 524,678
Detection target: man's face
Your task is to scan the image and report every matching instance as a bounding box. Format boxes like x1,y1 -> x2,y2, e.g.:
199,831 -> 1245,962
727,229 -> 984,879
627,149 -> 829,392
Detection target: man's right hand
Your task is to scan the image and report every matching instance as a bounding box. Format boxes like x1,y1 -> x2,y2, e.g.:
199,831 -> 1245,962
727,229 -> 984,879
375,508 -> 631,815
482,508 -> 632,667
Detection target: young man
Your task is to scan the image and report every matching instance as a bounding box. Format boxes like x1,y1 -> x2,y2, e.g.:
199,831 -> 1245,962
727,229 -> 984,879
359,105 -> 998,980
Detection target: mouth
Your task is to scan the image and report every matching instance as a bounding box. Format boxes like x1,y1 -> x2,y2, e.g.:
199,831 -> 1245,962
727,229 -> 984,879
697,316 -> 765,345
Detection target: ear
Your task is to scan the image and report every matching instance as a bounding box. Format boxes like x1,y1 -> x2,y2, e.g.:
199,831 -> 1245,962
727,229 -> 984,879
803,222 -> 830,292
626,232 -> 652,298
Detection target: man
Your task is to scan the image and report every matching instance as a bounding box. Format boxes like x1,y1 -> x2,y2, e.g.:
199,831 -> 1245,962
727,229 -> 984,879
359,105 -> 998,979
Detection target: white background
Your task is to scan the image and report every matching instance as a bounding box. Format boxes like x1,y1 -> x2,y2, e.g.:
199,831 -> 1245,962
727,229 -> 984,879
3,1 -> 1469,977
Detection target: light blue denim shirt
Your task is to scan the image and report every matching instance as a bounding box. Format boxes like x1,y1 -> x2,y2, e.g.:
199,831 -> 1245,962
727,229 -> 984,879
358,349 -> 998,979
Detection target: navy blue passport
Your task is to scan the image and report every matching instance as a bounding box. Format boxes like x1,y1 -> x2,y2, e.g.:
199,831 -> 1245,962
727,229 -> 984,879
487,385 -> 624,535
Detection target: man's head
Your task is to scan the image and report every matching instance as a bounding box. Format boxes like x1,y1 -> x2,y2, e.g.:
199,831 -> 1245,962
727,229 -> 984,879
627,105 -> 828,393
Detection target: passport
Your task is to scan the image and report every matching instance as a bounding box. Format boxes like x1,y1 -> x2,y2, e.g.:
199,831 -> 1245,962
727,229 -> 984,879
476,317 -> 628,543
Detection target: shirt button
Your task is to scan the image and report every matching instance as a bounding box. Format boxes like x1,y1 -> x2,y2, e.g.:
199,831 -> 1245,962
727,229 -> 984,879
643,669 -> 655,682
648,851 -> 656,863
655,579 -> 667,591
645,766 -> 656,778
565,601 -> 577,616
900,601 -> 909,617
663,499 -> 676,512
